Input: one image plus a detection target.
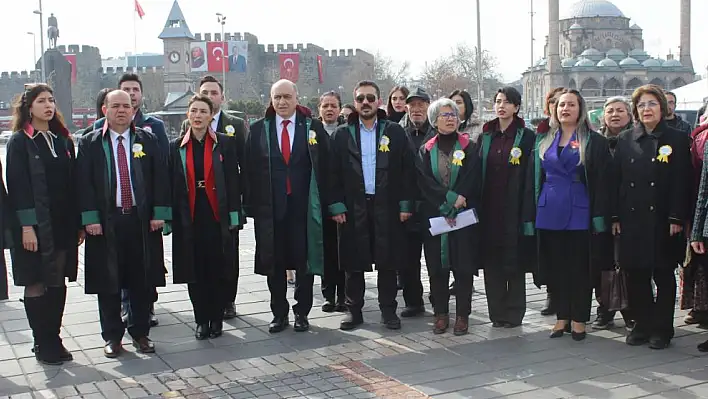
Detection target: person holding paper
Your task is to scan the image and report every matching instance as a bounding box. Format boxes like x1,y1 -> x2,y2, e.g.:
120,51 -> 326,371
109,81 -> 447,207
522,89 -> 613,341
329,80 -> 417,331
479,87 -> 536,329
417,98 -> 482,336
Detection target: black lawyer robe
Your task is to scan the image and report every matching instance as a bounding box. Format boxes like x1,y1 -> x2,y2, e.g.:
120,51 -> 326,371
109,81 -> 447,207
478,118 -> 537,274
6,128 -> 79,287
77,124 -> 171,294
169,130 -> 241,283
613,121 -> 692,270
329,109 -> 417,272
417,133 -> 482,276
522,129 -> 614,287
243,105 -> 329,277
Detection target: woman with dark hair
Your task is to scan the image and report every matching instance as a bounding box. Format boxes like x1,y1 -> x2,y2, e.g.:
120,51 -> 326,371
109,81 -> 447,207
449,90 -> 481,139
339,104 -> 356,122
6,83 -> 82,364
617,84 -> 691,349
169,95 -> 241,340
386,86 -> 409,123
77,88 -> 114,136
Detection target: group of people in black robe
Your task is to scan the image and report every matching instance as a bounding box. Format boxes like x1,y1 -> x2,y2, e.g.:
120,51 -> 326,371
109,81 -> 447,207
4,72 -> 708,367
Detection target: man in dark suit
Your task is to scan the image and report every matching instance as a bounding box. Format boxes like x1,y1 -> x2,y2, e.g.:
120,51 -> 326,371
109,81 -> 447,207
90,74 -> 169,328
180,75 -> 248,320
243,79 -> 330,333
77,90 -> 170,357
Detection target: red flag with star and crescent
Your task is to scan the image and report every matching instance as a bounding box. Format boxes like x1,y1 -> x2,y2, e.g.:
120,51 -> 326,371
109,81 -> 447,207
279,52 -> 299,82
317,55 -> 324,83
207,41 -> 229,72
134,0 -> 145,19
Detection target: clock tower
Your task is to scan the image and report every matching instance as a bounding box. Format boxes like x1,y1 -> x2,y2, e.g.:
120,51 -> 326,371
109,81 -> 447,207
159,0 -> 194,93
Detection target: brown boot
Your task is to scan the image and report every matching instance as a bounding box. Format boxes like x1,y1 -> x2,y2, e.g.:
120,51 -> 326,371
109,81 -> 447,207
453,316 -> 469,336
433,314 -> 449,334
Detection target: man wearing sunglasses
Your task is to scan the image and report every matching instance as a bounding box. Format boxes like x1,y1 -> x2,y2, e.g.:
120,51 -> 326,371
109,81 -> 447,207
329,80 -> 418,331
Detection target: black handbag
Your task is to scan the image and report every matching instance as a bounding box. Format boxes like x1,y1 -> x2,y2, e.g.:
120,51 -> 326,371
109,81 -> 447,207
601,266 -> 629,312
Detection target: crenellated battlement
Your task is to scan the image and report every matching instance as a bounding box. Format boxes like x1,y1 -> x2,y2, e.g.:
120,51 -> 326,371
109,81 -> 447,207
99,66 -> 164,75
0,71 -> 40,81
56,44 -> 101,56
192,32 -> 259,44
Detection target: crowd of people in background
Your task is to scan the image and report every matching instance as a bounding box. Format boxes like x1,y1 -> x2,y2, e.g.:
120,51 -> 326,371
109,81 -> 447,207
1,71 -> 708,367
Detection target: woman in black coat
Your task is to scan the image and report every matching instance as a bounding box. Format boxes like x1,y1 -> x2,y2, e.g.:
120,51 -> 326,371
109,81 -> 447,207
169,95 -> 241,340
6,84 -> 82,365
417,98 -> 482,336
613,84 -> 692,349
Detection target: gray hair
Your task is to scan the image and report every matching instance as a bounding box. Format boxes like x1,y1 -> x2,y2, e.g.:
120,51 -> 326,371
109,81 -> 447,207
427,98 -> 459,129
603,96 -> 631,112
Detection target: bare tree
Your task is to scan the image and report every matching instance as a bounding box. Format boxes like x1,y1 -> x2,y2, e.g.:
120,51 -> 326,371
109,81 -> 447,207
419,57 -> 468,98
373,51 -> 411,97
448,44 -> 504,100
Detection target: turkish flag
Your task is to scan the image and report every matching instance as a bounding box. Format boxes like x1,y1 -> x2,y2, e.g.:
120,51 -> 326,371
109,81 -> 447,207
207,41 -> 229,72
134,0 -> 145,19
63,54 -> 77,83
317,55 -> 324,83
279,52 -> 299,82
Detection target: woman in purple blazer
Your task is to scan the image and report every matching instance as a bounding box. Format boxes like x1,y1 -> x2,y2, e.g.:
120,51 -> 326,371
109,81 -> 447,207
523,89 -> 613,341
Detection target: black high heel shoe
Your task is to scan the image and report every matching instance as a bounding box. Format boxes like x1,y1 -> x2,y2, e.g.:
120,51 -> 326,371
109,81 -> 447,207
550,322 -> 568,338
571,322 -> 586,341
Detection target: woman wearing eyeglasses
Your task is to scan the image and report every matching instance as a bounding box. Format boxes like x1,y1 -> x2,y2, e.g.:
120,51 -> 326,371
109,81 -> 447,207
614,84 -> 692,349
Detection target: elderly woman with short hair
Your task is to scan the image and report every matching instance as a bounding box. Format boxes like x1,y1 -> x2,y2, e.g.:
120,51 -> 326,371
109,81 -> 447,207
417,98 -> 482,335
616,84 -> 692,349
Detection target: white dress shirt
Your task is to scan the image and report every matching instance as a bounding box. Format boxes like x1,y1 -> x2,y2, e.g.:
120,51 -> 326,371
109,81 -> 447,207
110,129 -> 136,207
211,110 -> 222,133
275,113 -> 296,152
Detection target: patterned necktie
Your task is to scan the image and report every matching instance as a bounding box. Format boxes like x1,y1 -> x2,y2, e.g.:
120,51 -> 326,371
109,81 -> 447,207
116,136 -> 133,209
281,120 -> 292,194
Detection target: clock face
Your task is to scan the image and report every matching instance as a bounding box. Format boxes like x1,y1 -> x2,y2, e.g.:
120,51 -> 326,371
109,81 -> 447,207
169,51 -> 180,64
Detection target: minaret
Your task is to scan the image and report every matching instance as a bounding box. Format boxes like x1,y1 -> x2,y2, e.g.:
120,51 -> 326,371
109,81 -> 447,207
679,0 -> 693,71
159,0 -> 194,93
547,0 -> 563,88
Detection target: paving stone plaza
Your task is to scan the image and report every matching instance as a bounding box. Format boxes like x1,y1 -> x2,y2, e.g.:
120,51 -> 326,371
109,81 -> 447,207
0,154 -> 707,398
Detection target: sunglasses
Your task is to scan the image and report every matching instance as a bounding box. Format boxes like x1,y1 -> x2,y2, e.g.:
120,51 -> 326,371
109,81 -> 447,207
355,94 -> 377,103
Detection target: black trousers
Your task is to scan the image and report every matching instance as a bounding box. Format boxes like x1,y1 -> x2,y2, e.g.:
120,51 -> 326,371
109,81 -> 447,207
267,196 -> 314,318
542,230 -> 592,323
400,230 -> 424,308
430,269 -> 473,316
483,248 -> 526,324
625,267 -> 676,339
224,273 -> 239,305
98,209 -> 152,341
321,220 -> 345,303
344,195 -> 398,314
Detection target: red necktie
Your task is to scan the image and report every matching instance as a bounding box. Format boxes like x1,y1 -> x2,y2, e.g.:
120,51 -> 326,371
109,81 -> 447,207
281,120 -> 292,194
116,136 -> 133,209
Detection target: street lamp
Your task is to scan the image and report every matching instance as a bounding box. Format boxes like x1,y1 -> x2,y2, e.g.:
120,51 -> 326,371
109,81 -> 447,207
216,13 -> 227,100
475,0 -> 483,119
33,1 -> 46,83
27,32 -> 37,82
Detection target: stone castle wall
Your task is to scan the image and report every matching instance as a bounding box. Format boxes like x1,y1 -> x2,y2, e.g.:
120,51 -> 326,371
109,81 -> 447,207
0,32 -> 374,114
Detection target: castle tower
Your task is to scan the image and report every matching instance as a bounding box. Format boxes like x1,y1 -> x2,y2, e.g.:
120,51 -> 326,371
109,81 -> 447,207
159,0 -> 194,93
679,0 -> 693,71
547,0 -> 563,89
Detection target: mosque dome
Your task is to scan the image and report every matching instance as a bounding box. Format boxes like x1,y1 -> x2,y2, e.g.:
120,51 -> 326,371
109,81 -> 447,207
581,48 -> 602,57
561,58 -> 577,67
569,23 -> 584,30
642,58 -> 661,67
574,58 -> 596,67
663,59 -> 683,68
619,57 -> 640,66
606,48 -> 625,59
561,0 -> 625,20
597,58 -> 618,67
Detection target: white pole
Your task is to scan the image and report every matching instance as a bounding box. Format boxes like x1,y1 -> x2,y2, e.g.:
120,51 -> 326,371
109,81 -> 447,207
38,0 -> 46,83
133,2 -> 138,70
476,0 -> 483,119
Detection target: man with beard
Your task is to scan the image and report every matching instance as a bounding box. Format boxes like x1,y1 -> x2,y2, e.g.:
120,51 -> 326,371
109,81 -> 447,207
318,91 -> 346,312
180,75 -> 248,320
397,88 -> 433,317
77,90 -> 170,357
329,80 -> 417,330
664,91 -> 693,135
243,80 -> 330,333
91,74 -> 168,328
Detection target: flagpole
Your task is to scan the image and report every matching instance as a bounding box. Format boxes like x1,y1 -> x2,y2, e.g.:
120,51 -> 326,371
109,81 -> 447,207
133,0 -> 138,70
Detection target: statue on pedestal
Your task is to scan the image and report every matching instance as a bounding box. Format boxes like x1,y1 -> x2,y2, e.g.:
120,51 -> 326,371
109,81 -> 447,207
47,13 -> 59,49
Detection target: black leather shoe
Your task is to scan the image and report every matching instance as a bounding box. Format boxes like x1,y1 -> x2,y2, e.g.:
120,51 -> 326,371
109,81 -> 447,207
649,336 -> 670,350
294,314 -> 310,332
321,300 -> 336,313
549,329 -> 564,338
104,340 -> 122,358
268,316 -> 289,333
58,344 -> 73,362
381,313 -> 401,330
149,305 -> 158,327
400,306 -> 425,318
626,331 -> 649,346
195,324 -> 210,340
209,320 -> 223,338
334,302 -> 347,312
340,313 -> 364,330
504,322 -> 521,328
133,337 -> 155,353
492,321 -> 506,328
223,303 -> 237,320
571,331 -> 587,341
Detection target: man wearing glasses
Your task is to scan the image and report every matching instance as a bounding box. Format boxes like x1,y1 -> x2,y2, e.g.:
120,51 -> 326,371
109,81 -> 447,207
328,80 -> 418,331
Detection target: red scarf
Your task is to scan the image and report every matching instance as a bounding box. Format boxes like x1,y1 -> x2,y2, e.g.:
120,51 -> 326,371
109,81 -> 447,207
185,132 -> 219,221
424,132 -> 470,151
